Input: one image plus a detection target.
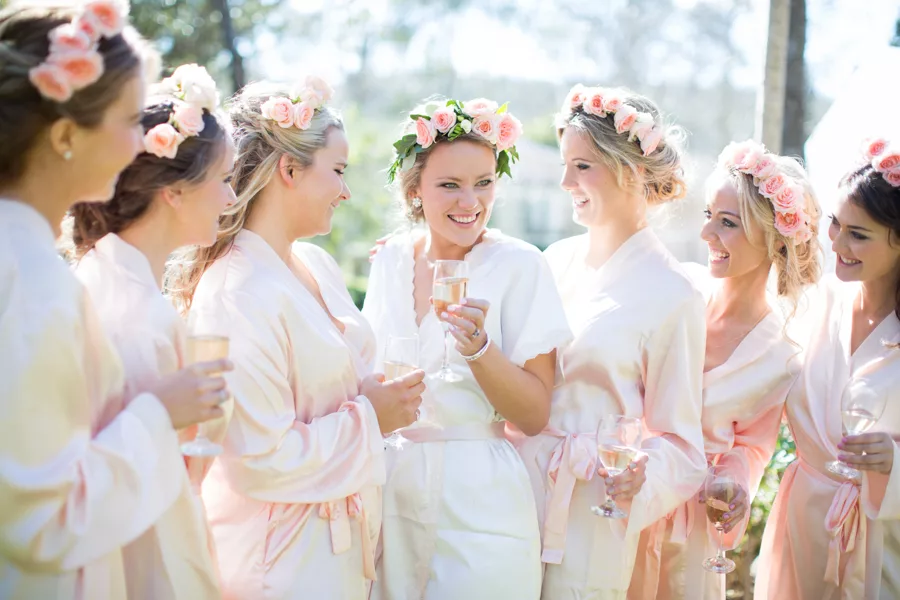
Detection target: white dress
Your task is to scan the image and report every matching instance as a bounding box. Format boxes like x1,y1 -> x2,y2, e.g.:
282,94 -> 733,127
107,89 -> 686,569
0,200 -> 184,599
74,233 -> 221,599
362,229 -> 573,600
195,230 -> 385,600
515,229 -> 708,600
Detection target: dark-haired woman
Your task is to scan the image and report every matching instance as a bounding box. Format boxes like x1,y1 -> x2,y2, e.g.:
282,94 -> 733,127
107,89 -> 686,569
755,139 -> 900,600
63,63 -> 235,599
0,7 -> 230,600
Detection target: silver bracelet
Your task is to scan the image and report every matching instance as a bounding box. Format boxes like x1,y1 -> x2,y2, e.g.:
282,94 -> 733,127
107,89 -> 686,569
462,334 -> 492,362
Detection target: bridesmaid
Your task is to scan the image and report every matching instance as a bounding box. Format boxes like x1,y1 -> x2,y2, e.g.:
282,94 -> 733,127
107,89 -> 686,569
513,85 -> 708,600
0,5 -> 229,599
165,79 -> 424,600
755,139 -> 900,599
628,140 -> 823,600
364,98 -> 571,599
62,64 -> 235,599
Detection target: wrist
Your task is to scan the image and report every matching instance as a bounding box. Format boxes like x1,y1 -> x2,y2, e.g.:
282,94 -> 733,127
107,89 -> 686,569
462,333 -> 491,362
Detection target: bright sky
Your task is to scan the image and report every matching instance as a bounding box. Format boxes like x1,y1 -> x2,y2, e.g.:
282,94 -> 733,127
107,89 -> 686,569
275,0 -> 898,99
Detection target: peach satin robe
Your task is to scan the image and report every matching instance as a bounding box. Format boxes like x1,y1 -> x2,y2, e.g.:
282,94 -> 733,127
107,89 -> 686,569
0,200 -> 185,599
195,230 -> 385,600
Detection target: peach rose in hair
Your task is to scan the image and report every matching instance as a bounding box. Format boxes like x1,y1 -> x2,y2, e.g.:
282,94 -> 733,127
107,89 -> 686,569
293,102 -> 315,130
173,102 -> 205,136
774,209 -> 807,240
50,50 -> 103,89
639,127 -> 663,156
613,104 -> 637,134
28,64 -> 73,102
628,113 -> 654,142
83,0 -> 127,38
750,155 -> 777,180
884,171 -> 900,187
49,24 -> 92,53
431,107 -> 457,134
736,147 -> 763,172
873,150 -> 900,173
144,123 -> 185,159
582,89 -> 607,117
472,115 -> 499,144
416,117 -> 436,148
261,96 -> 295,129
863,137 -> 887,160
759,173 -> 787,199
300,75 -> 333,109
496,113 -> 522,151
772,184 -> 803,214
603,94 -> 624,113
565,84 -> 588,111
463,98 -> 499,118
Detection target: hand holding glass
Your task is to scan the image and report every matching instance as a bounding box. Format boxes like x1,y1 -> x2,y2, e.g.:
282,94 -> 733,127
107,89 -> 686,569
702,465 -> 737,574
591,415 -> 642,519
180,312 -> 229,457
827,375 -> 887,480
432,260 -> 469,383
383,334 -> 420,449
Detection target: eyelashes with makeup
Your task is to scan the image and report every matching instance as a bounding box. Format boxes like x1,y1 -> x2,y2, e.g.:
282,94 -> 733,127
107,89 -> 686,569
439,179 -> 494,189
703,209 -> 738,228
829,214 -> 868,241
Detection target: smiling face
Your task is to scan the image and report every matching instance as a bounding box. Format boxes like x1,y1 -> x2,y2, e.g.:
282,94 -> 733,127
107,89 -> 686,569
414,139 -> 497,250
829,192 -> 900,284
700,174 -> 770,279
172,136 -> 237,247
290,126 -> 351,238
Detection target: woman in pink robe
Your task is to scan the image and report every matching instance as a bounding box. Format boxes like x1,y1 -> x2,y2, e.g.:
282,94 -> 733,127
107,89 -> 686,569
0,8 -> 229,599
513,85 -> 708,600
62,65 -> 237,599
166,80 -> 425,600
627,140 -> 823,600
755,141 -> 900,599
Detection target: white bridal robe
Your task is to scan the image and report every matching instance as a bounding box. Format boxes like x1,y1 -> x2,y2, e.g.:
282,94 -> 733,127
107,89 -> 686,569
755,277 -> 900,600
515,228 -> 708,600
74,232 -> 221,599
628,265 -> 801,600
195,230 -> 385,600
0,200 -> 185,599
362,229 -> 572,600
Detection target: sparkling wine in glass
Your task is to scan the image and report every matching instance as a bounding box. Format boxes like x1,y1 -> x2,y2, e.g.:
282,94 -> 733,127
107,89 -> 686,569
432,260 -> 469,383
591,414 -> 642,519
180,310 -> 229,457
703,465 -> 737,574
383,334 -> 420,449
827,372 -> 887,480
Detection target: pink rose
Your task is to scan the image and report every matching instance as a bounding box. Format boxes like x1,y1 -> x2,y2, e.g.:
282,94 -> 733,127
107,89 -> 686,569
172,102 -> 205,136
750,155 -> 777,180
49,50 -> 103,89
299,76 -> 333,109
28,64 -> 73,102
293,101 -> 315,130
718,140 -> 758,169
565,84 -> 588,111
603,94 -> 625,113
144,123 -> 184,159
472,115 -> 499,144
772,183 -> 803,214
759,173 -> 787,199
431,107 -> 457,134
774,209 -> 807,240
261,96 -> 294,129
884,171 -> 900,187
639,126 -> 663,156
463,98 -> 499,118
582,89 -> 607,117
736,147 -> 763,172
83,0 -> 127,38
613,104 -> 637,134
628,113 -> 654,142
416,117 -> 436,148
496,113 -> 523,151
795,227 -> 813,244
74,15 -> 99,42
49,24 -> 92,53
863,137 -> 888,159
873,151 -> 900,173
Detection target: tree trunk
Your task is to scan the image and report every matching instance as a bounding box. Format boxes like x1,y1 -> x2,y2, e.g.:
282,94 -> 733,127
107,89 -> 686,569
210,0 -> 245,91
782,0 -> 807,160
755,0 -> 790,153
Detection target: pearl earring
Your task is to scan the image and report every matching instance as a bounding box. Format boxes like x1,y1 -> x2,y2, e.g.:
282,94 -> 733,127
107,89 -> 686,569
63,150 -> 73,161
412,197 -> 422,209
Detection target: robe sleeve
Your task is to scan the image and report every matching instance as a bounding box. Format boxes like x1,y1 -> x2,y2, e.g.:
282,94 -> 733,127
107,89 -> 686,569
861,443 -> 900,520
216,290 -> 385,504
0,288 -> 184,571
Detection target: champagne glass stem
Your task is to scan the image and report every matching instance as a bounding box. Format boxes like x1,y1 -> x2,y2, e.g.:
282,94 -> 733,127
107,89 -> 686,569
716,527 -> 726,562
442,326 -> 452,372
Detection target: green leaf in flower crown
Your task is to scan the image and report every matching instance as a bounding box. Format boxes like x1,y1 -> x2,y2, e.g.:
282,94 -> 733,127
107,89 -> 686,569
409,114 -> 430,122
424,101 -> 443,116
497,150 -> 510,178
508,146 -> 520,163
497,102 -> 509,114
393,133 -> 417,154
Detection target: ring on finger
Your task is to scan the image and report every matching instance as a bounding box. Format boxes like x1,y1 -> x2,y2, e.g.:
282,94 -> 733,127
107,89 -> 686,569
472,327 -> 480,338
218,389 -> 229,403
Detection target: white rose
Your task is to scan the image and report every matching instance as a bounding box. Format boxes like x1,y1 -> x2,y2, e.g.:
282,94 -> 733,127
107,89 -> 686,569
168,64 -> 219,111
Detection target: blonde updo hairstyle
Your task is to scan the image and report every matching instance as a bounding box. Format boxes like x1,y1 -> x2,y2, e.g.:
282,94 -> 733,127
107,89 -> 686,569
166,81 -> 344,311
555,87 -> 687,205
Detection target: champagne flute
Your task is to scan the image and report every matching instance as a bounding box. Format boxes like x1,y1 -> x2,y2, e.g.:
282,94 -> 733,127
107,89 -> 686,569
180,309 -> 229,457
383,334 -> 420,449
826,373 -> 887,480
591,414 -> 642,519
432,260 -> 469,383
702,464 -> 737,574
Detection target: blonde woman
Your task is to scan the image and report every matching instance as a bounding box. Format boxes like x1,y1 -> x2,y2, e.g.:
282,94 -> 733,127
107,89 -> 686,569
166,79 -> 424,600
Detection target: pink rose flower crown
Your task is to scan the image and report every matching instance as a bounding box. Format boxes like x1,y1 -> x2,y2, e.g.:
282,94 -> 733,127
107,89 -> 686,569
717,139 -> 814,245
387,97 -> 523,183
143,64 -> 221,159
258,76 -> 334,131
861,137 -> 900,188
28,0 -> 130,103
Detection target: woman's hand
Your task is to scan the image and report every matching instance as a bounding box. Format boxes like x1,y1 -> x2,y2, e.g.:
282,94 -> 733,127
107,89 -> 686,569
441,298 -> 490,357
699,483 -> 748,533
599,454 -> 648,503
838,432 -> 895,475
361,370 -> 426,435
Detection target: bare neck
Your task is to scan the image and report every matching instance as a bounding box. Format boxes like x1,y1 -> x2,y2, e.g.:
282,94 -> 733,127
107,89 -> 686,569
708,261 -> 772,324
117,206 -> 181,290
423,227 -> 482,262
0,166 -> 79,237
857,271 -> 900,323
244,188 -> 299,264
584,211 -> 647,269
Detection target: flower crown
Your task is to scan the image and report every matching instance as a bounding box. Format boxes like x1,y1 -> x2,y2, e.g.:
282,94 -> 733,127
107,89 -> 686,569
718,140 -> 813,244
259,76 -> 334,131
861,138 -> 900,187
387,98 -> 523,183
28,0 -> 129,103
560,84 -> 664,157
143,64 -> 220,159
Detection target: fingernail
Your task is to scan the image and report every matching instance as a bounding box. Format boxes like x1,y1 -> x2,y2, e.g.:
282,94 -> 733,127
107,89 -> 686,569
729,503 -> 735,510
461,299 -> 468,305
441,312 -> 449,319
448,305 -> 458,312
723,513 -> 730,519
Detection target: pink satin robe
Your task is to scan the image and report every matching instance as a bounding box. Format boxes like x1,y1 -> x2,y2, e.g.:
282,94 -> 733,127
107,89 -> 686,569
362,229 -> 572,600
0,200 -> 185,599
628,265 -> 801,600
755,278 -> 900,600
74,233 -> 221,599
514,229 -> 708,599
195,230 -> 385,600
